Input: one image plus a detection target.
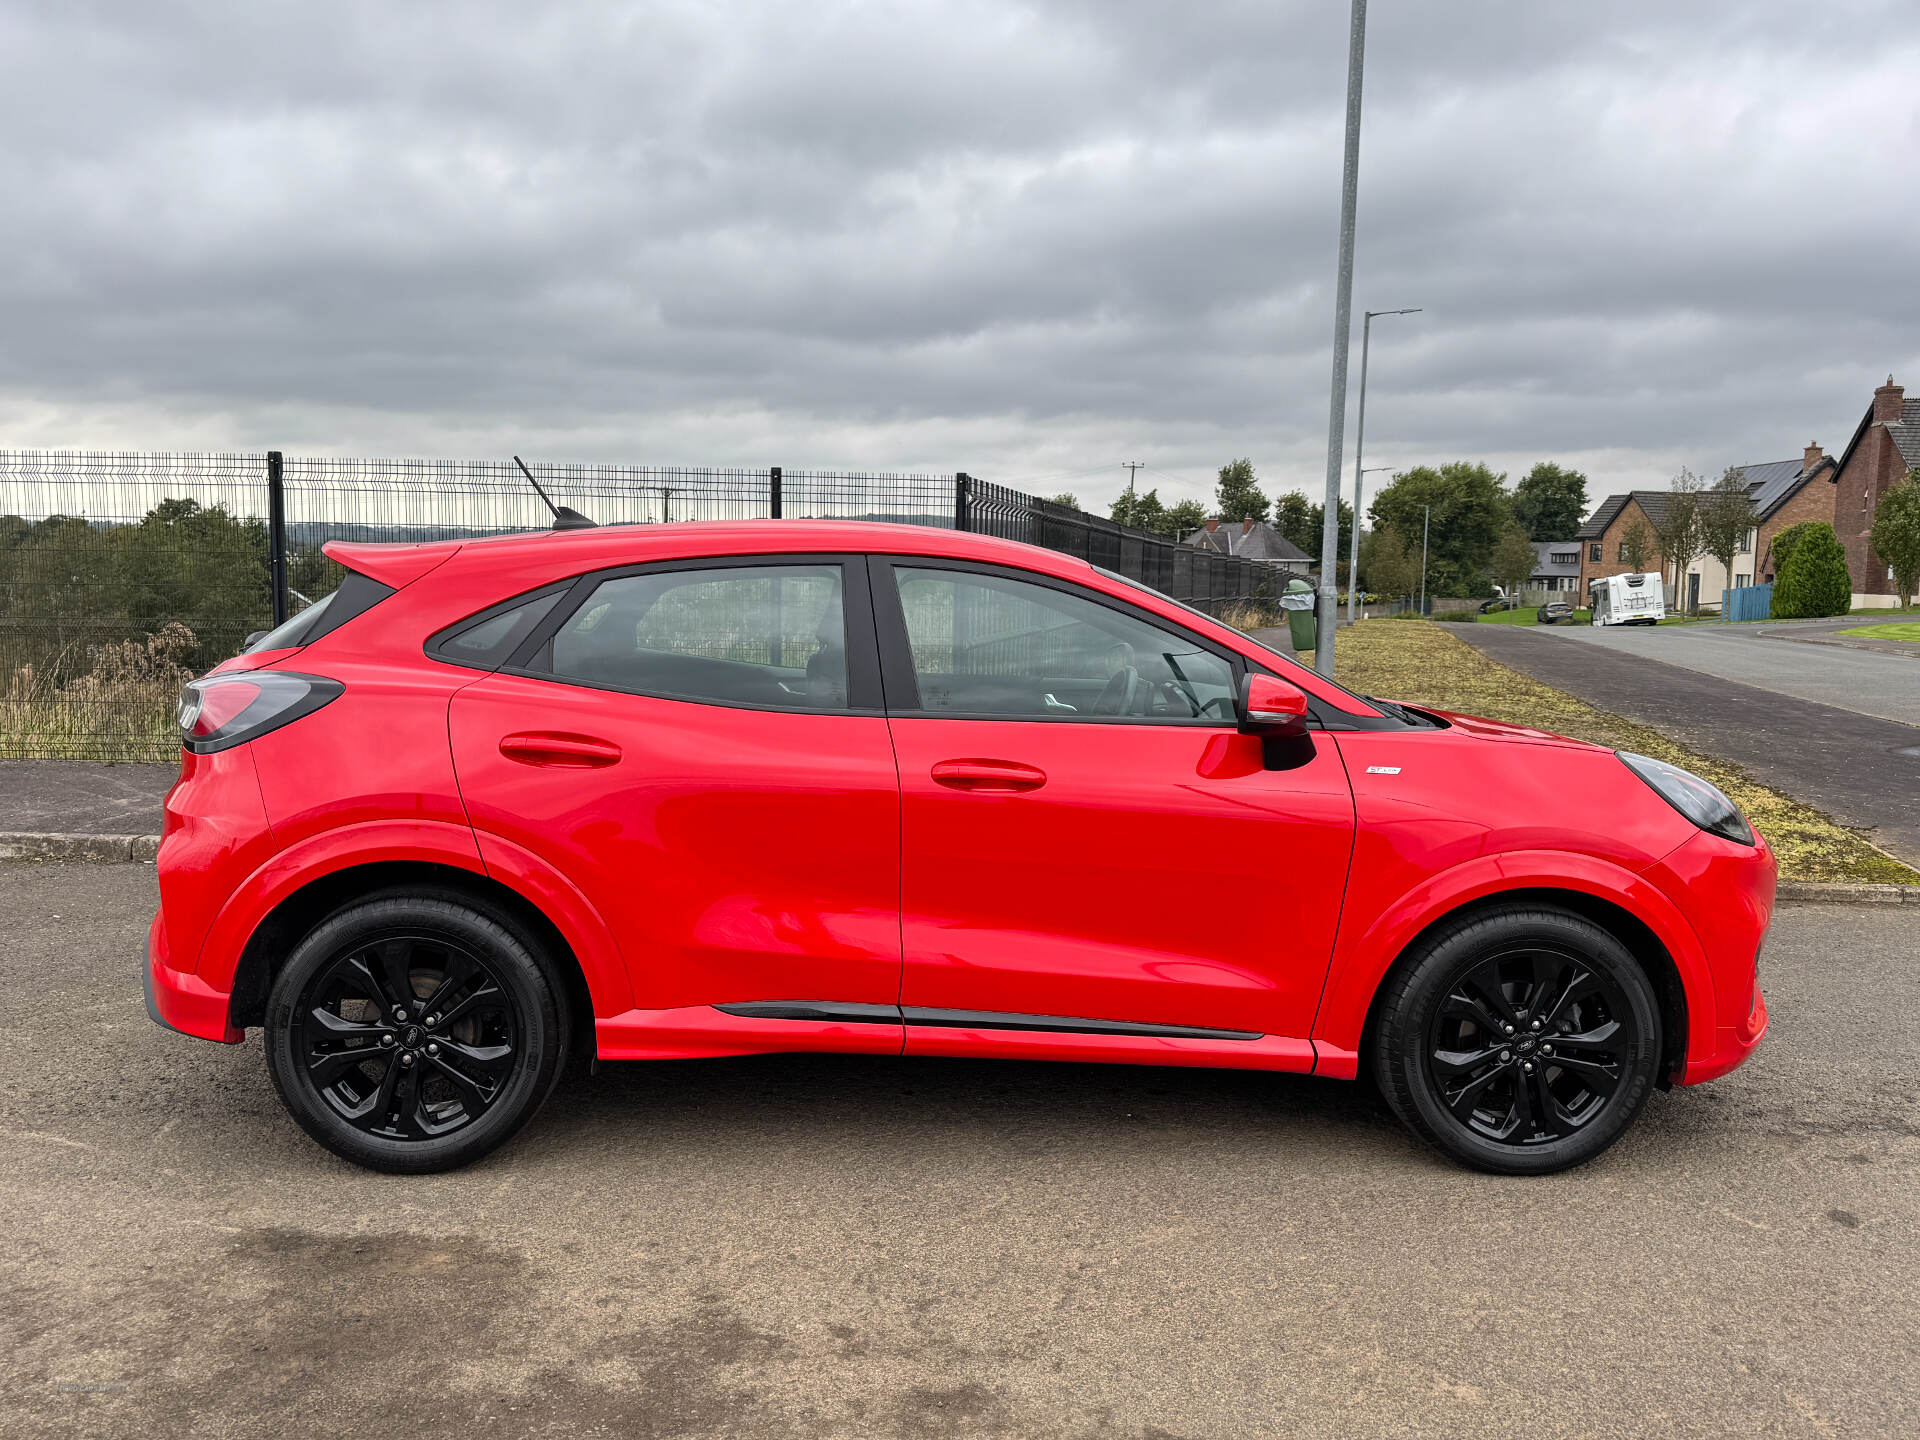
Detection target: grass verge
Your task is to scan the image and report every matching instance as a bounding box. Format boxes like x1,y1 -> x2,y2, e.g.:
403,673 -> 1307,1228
1324,620 -> 1920,886
1837,622 -> 1920,643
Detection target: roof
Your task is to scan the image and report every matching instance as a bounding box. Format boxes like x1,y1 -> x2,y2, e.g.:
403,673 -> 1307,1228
1577,491 -> 1670,539
1530,540 -> 1581,579
1830,389 -> 1920,480
1185,520 -> 1310,562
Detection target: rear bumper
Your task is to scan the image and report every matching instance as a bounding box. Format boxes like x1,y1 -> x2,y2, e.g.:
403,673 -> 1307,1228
145,912 -> 242,1044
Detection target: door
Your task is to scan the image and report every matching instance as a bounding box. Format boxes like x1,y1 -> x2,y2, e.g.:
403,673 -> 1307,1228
447,557 -> 902,1019
872,559 -> 1355,1042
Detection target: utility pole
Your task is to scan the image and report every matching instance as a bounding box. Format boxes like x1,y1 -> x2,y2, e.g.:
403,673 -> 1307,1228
1347,306 -> 1421,623
1121,461 -> 1144,526
1314,0 -> 1369,676
1418,503 -> 1431,616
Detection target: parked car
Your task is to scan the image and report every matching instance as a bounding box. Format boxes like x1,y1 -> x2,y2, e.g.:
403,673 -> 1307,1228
148,522 -> 1773,1176
1536,600 -> 1576,624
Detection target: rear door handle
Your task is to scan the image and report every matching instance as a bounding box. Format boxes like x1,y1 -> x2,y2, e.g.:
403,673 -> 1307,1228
499,732 -> 622,768
930,759 -> 1047,792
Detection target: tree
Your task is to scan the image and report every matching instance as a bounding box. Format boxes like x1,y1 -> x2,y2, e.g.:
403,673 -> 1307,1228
1621,517 -> 1657,573
1215,458 -> 1269,524
1511,462 -> 1589,541
1360,525 -> 1418,602
1041,492 -> 1080,510
1868,469 -> 1920,608
1272,492 -> 1314,552
1306,499 -> 1353,573
1771,522 -> 1852,618
1650,469 -> 1704,611
1490,524 -> 1538,599
1698,467 -> 1756,607
1111,487 -> 1167,532
1165,499 -> 1207,539
1367,461 -> 1511,597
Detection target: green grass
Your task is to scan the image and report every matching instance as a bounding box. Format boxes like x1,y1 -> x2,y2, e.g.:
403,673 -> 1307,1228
1472,605 -> 1588,626
1837,621 -> 1920,643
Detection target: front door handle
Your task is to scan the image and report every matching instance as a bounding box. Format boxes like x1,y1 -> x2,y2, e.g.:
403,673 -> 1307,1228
499,732 -> 622,768
931,758 -> 1047,793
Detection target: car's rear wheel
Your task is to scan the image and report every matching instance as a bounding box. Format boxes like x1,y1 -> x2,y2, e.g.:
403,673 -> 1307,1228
264,893 -> 566,1173
1372,906 -> 1661,1175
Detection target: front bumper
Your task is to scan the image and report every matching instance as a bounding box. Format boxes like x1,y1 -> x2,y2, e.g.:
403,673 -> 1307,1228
1645,827 -> 1775,1086
144,911 -> 242,1044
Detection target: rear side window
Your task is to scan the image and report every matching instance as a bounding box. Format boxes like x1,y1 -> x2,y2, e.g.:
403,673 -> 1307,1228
533,563 -> 852,710
245,571 -> 395,653
428,589 -> 564,671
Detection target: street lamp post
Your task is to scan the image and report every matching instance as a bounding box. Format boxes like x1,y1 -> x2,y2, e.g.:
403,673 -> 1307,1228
1313,0 -> 1370,676
1418,503 -> 1431,616
1347,307 -> 1421,624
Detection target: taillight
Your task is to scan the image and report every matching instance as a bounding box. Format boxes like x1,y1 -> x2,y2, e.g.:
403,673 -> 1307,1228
177,672 -> 344,753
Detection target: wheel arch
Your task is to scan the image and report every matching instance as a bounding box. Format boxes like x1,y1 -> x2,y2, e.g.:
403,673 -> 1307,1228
1351,887 -> 1690,1087
226,859 -> 598,1070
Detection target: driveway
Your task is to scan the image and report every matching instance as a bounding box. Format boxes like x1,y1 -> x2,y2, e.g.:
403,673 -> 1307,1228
4,862 -> 1918,1439
1456,623 -> 1920,864
1506,616 -> 1920,725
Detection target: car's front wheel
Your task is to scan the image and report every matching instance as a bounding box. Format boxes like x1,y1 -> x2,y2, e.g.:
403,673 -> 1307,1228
264,892 -> 567,1173
1372,906 -> 1662,1175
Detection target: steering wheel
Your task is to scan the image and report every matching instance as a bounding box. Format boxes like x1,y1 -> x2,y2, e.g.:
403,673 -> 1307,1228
1092,666 -> 1143,715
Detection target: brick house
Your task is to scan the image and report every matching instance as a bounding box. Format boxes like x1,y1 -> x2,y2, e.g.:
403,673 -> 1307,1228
1575,492 -> 1668,600
1576,448 -> 1837,611
1827,376 -> 1920,605
1185,518 -> 1312,573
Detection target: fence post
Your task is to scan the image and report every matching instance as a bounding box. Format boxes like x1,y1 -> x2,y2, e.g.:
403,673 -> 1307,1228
768,466 -> 782,519
266,450 -> 288,624
954,472 -> 972,531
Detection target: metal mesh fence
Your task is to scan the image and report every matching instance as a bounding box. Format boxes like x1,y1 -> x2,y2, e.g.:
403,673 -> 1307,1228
1,449 -> 1296,760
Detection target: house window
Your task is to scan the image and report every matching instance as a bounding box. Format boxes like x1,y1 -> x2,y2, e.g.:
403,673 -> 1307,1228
1589,543 -> 1602,562
1733,574 -> 1749,589
1551,552 -> 1577,565
1618,542 -> 1629,562
1737,529 -> 1752,554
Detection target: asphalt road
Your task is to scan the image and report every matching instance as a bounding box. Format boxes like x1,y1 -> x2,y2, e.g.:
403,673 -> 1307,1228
4,864 -> 1917,1438
1505,617 -> 1920,726
1456,623 -> 1920,864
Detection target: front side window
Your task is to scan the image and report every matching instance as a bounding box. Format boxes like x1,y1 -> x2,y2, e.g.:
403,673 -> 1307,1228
890,566 -> 1235,721
537,563 -> 850,710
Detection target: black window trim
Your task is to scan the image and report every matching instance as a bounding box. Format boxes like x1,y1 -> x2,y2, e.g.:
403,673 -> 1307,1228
868,554 -> 1250,729
423,580 -> 577,674
483,552 -> 886,716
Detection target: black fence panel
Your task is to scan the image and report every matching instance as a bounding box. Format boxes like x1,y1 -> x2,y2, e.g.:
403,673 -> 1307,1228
2,449 -> 1298,759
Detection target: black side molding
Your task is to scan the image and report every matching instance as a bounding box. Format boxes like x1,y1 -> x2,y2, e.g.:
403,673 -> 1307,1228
903,1007 -> 1261,1043
716,1001 -> 902,1025
716,1000 -> 1261,1043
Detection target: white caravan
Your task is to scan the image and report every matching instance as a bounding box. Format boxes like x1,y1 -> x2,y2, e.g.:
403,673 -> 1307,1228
1589,572 -> 1665,626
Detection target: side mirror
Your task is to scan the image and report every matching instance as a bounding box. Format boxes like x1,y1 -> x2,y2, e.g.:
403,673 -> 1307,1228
1239,672 -> 1309,737
241,630 -> 269,652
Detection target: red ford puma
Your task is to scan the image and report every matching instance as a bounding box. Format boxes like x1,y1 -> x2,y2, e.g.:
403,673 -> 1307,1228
146,521 -> 1771,1174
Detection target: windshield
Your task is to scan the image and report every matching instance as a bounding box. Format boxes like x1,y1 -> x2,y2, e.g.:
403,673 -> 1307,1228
1090,566 -> 1381,712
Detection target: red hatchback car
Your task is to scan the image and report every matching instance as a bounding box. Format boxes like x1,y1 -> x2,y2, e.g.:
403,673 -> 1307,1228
146,521 -> 1772,1175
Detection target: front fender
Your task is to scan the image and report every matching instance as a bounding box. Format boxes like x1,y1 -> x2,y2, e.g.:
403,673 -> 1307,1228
1308,848 -> 1714,1077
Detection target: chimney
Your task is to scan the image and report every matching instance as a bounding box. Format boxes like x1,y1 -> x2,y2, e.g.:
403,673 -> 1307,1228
1242,519 -> 1254,536
1803,441 -> 1823,473
1874,375 -> 1904,424
1205,518 -> 1219,532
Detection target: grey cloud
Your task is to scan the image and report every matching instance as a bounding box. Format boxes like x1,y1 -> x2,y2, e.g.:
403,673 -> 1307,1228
1,0 -> 1917,507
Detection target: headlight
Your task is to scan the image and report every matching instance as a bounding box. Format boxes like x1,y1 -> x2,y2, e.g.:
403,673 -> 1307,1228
1617,751 -> 1754,846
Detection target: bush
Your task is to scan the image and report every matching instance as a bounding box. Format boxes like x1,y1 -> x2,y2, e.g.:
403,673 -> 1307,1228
1771,523 -> 1853,618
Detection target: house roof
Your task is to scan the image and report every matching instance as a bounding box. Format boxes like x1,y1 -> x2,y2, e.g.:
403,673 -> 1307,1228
1829,390 -> 1920,480
1530,540 -> 1581,579
1577,491 -> 1670,539
1185,520 -> 1310,562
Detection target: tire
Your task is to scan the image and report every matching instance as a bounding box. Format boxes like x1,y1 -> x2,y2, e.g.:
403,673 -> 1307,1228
1371,906 -> 1661,1175
265,892 -> 567,1174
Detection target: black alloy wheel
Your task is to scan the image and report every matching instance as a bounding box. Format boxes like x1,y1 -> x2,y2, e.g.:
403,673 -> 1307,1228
1372,906 -> 1661,1175
293,933 -> 517,1141
265,893 -> 566,1173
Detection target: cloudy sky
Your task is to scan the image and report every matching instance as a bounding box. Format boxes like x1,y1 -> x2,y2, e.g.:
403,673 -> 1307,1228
3,0 -> 1917,516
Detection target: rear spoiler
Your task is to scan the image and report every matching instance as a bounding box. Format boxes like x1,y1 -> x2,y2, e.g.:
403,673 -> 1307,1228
320,540 -> 462,589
